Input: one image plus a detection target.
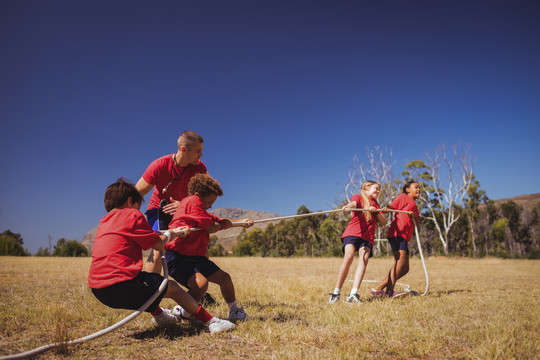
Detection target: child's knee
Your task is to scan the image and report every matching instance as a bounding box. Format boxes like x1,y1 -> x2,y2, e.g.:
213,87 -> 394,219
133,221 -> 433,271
342,254 -> 354,266
189,275 -> 208,290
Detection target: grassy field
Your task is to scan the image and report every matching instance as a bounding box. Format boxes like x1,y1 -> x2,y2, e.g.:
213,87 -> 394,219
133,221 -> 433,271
0,256 -> 538,359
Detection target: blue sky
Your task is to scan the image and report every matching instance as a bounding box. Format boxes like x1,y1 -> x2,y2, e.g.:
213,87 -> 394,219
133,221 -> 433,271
1,1 -> 539,253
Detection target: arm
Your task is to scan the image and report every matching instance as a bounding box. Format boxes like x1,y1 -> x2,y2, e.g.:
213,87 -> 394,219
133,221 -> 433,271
229,219 -> 254,228
409,211 -> 420,224
204,222 -> 224,234
151,226 -> 191,251
342,200 -> 358,213
375,211 -> 387,226
135,177 -> 154,197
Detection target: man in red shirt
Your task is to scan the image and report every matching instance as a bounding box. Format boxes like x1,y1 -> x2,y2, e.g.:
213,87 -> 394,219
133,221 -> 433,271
135,130 -> 207,274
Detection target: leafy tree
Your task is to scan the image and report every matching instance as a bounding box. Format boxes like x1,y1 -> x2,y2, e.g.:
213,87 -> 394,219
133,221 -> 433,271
464,178 -> 488,256
208,235 -> 227,257
491,218 -> 509,258
0,231 -> 30,256
1,230 -> 24,245
52,238 -> 88,257
35,246 -> 51,257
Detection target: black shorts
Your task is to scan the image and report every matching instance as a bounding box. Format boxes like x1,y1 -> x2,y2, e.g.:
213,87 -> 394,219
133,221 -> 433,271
388,237 -> 409,254
165,250 -> 221,288
91,271 -> 167,313
341,236 -> 373,258
145,208 -> 173,231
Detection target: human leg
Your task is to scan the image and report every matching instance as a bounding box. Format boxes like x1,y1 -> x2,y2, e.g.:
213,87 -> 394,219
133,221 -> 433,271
207,269 -> 235,303
373,249 -> 401,294
347,244 -> 371,303
334,243 -> 356,290
329,243 -> 356,303
144,249 -> 163,274
187,273 -> 209,302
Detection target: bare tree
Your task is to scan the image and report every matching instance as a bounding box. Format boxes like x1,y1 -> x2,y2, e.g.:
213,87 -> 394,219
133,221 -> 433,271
344,145 -> 398,207
343,146 -> 399,254
412,144 -> 476,254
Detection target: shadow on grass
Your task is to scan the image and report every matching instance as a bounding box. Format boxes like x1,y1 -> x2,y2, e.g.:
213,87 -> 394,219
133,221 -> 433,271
131,323 -> 205,340
428,289 -> 472,297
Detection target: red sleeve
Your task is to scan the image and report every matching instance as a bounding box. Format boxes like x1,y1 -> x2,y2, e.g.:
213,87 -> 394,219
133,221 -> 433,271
141,155 -> 168,185
189,205 -> 218,229
129,212 -> 161,250
351,194 -> 363,208
389,194 -> 405,210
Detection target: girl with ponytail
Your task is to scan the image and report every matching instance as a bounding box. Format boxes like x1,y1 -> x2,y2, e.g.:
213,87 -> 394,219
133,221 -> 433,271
328,180 -> 387,304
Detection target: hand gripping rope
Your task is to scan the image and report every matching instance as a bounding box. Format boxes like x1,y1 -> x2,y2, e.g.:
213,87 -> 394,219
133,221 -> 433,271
0,250 -> 171,360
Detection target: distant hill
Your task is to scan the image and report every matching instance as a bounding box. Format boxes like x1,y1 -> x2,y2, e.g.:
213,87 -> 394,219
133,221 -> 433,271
489,193 -> 540,211
81,207 -> 282,254
208,208 -> 282,251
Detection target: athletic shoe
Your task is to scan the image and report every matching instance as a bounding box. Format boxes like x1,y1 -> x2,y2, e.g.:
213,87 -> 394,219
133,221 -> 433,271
151,308 -> 178,327
346,293 -> 362,303
206,317 -> 236,334
328,293 -> 340,304
228,305 -> 249,322
201,292 -> 217,306
371,289 -> 385,296
172,305 -> 204,326
391,291 -> 409,299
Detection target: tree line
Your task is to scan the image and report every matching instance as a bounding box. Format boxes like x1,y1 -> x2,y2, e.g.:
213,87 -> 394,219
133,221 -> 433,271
0,230 -> 88,257
221,145 -> 539,259
2,145 -> 538,258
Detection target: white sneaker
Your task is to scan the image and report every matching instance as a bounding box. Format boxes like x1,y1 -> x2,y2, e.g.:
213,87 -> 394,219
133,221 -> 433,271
151,308 -> 178,327
346,293 -> 362,303
172,305 -> 204,326
328,292 -> 340,304
206,317 -> 236,334
228,305 -> 249,322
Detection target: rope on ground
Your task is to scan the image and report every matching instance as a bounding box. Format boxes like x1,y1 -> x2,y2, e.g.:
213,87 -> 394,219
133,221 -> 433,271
0,251 -> 170,360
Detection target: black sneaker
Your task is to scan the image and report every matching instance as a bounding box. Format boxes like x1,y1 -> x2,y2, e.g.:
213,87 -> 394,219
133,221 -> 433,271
201,292 -> 216,306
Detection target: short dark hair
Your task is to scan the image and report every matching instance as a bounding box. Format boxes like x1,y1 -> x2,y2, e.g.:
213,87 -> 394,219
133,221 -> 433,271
104,178 -> 143,212
402,180 -> 418,194
178,130 -> 204,148
188,174 -> 223,197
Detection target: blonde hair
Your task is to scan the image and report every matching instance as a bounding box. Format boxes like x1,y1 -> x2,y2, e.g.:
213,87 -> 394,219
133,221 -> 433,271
360,180 -> 379,221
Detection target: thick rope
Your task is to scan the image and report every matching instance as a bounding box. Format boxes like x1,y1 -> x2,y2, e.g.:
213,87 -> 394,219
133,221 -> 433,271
0,251 -> 170,360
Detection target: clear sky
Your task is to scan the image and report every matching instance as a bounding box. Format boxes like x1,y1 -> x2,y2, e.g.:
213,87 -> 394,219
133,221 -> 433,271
1,1 -> 539,253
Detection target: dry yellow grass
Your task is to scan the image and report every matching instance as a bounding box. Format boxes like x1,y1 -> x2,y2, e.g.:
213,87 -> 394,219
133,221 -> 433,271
0,256 -> 538,359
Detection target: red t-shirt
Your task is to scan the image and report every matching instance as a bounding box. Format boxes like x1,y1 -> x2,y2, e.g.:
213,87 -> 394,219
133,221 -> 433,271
142,154 -> 207,210
88,208 -> 160,289
165,195 -> 224,256
341,194 -> 381,243
387,193 -> 419,242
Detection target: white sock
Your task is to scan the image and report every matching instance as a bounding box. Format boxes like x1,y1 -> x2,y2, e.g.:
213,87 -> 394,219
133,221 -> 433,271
334,288 -> 341,295
350,288 -> 358,295
227,300 -> 238,312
